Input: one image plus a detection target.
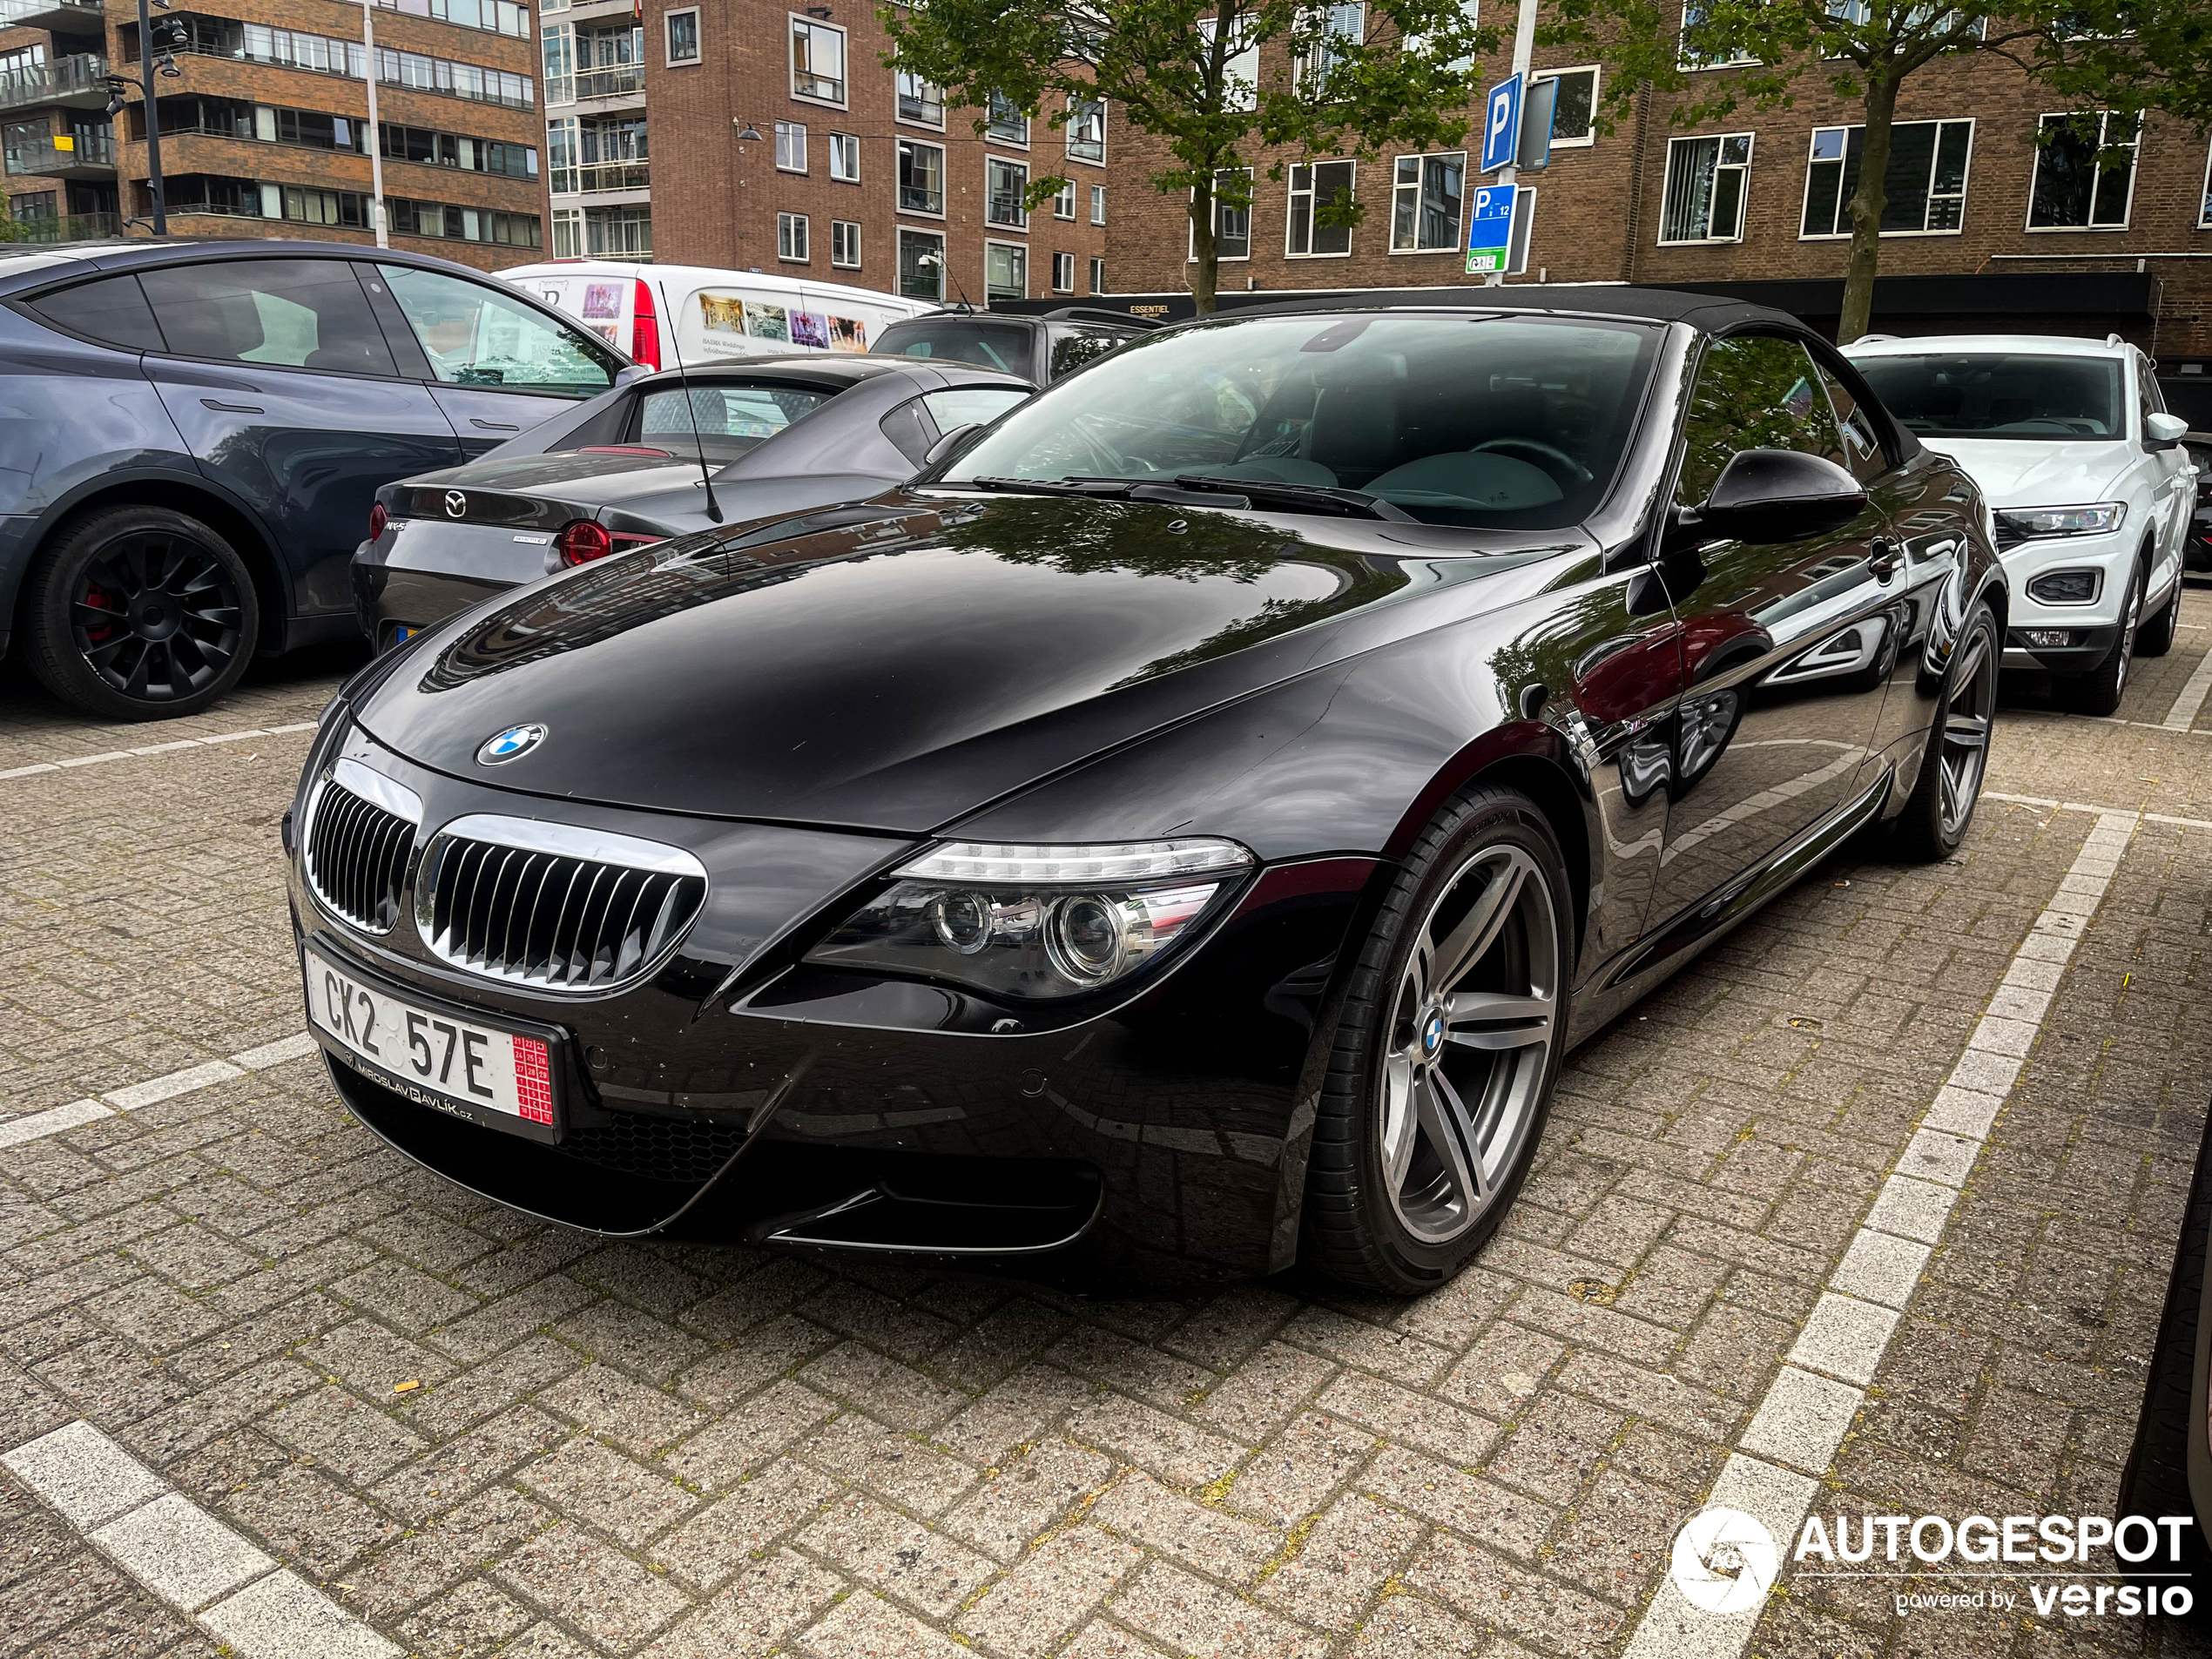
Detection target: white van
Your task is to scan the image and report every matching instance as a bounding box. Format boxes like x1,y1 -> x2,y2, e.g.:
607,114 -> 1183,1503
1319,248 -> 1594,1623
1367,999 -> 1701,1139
496,260 -> 938,372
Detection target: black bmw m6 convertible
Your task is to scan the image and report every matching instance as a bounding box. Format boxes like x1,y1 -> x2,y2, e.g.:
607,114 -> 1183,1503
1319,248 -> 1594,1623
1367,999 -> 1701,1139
286,289 -> 2005,1291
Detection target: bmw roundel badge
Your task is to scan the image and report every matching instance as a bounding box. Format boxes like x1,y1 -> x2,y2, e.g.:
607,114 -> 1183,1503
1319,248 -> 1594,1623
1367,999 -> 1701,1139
477,724 -> 547,765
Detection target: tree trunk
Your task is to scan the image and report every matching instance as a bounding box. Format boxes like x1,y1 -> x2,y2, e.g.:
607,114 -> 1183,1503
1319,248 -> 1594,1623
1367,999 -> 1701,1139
1190,172 -> 1218,316
1838,73 -> 1896,344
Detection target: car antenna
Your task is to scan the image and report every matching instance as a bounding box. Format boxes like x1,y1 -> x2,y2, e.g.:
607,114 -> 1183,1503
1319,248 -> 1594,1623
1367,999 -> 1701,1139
659,294 -> 724,523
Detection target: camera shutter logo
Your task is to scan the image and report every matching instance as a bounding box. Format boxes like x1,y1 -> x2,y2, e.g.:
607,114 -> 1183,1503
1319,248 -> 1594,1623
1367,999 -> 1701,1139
445,489 -> 468,518
1670,1507 -> 1780,1615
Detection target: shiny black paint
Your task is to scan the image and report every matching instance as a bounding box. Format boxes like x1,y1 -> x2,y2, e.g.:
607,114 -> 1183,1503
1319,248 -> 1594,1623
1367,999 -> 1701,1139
294,299 -> 2007,1277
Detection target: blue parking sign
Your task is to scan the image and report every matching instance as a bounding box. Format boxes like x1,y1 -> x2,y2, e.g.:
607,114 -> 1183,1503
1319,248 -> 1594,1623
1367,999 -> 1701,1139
1466,183 -> 1514,273
1480,74 -> 1522,174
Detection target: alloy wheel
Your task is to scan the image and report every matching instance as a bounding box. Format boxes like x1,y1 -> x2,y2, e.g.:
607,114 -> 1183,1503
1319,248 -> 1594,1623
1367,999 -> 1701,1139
1937,622 -> 1996,838
71,531 -> 243,703
1378,844 -> 1561,1246
2114,573 -> 2141,698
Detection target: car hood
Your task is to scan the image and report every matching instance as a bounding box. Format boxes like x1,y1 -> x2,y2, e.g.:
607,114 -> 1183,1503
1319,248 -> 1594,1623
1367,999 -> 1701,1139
1913,437 -> 2131,508
353,490 -> 1578,833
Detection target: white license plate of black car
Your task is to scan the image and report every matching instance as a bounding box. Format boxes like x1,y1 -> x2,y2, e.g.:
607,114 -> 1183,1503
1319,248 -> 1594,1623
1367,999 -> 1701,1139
303,945 -> 561,1140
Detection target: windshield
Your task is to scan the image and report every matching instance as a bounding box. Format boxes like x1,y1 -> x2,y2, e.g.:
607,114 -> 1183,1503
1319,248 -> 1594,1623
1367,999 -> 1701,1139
873,317 -> 1034,377
636,382 -> 836,459
1852,353 -> 2125,441
941,312 -> 1660,529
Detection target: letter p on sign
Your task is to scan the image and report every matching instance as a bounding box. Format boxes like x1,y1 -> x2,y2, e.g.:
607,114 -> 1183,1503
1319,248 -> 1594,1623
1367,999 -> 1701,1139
1481,74 -> 1522,173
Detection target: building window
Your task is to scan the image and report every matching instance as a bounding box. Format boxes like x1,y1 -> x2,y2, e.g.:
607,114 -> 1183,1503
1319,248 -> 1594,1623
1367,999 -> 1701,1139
1067,95 -> 1104,164
2201,138 -> 2212,229
987,154 -> 1028,228
1679,0 -> 1756,68
1286,158 -> 1354,256
545,114 -> 576,192
1053,179 -> 1076,219
1198,14 -> 1259,112
985,240 -> 1026,300
1090,184 -> 1105,225
559,25 -> 637,101
832,218 -> 860,266
1802,118 -> 1971,238
986,93 -> 1028,145
1535,66 -> 1597,146
664,7 -> 698,64
1190,167 -> 1251,260
1051,250 -> 1075,290
896,69 -> 943,128
828,131 -> 859,181
541,22 -> 570,104
1390,151 -> 1464,252
1658,132 -> 1752,244
897,138 -> 944,215
553,203 -> 650,255
778,210 -> 808,260
1294,3 -> 1365,94
899,226 -> 945,298
1089,255 -> 1104,293
789,15 -> 846,105
774,120 -> 806,172
2029,111 -> 2139,230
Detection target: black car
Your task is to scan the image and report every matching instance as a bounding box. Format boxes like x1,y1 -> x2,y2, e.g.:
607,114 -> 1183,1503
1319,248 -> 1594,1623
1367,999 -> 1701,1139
0,239 -> 629,719
287,288 -> 2006,1290
872,305 -> 1153,384
354,355 -> 1034,647
2184,433 -> 2211,574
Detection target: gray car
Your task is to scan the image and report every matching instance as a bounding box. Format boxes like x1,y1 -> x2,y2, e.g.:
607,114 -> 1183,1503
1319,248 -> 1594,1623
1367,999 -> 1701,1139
352,354 -> 1033,647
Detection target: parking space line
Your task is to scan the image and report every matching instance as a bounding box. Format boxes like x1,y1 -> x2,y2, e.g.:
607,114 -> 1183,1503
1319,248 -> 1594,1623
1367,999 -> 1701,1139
0,720 -> 317,783
0,1032 -> 317,1150
2,1420 -> 399,1659
1986,792 -> 2212,833
1622,808 -> 2136,1659
2163,646 -> 2212,732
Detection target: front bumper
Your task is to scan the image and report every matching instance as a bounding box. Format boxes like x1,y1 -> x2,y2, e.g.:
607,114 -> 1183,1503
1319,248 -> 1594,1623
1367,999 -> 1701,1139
1998,525 -> 2134,671
289,721 -> 1371,1277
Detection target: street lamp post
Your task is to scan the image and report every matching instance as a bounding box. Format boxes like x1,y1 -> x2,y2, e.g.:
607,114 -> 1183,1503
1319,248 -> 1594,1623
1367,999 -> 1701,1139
359,0 -> 388,247
135,0 -> 165,233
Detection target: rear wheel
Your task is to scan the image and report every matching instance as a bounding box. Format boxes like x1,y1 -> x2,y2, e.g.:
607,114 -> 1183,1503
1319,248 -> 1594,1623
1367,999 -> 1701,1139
2068,560 -> 2143,717
1892,602 -> 1997,862
1305,786 -> 1572,1294
19,506 -> 258,720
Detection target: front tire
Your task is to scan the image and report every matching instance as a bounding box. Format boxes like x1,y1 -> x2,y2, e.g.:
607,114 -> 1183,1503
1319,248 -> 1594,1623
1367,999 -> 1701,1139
1305,786 -> 1573,1295
1891,601 -> 1997,863
2068,559 -> 2144,717
19,506 -> 258,720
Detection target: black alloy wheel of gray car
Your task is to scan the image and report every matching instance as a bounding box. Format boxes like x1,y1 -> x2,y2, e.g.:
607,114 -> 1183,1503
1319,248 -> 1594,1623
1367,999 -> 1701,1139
1891,601 -> 2000,861
1306,785 -> 1574,1294
20,505 -> 259,720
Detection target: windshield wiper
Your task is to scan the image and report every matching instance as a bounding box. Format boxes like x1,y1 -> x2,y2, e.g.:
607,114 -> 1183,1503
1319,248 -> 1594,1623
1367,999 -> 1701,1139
1170,474 -> 1416,523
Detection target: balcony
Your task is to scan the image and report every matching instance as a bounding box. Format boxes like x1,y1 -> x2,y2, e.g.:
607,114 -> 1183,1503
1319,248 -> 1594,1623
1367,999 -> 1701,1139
5,129 -> 115,179
0,0 -> 105,30
576,157 -> 646,192
0,55 -> 112,114
571,63 -> 643,101
14,210 -> 121,243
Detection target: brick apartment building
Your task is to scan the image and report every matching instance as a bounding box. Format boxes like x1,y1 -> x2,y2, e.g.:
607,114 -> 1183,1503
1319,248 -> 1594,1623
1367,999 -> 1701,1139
1098,29 -> 2212,384
0,0 -> 548,272
636,0 -> 1110,306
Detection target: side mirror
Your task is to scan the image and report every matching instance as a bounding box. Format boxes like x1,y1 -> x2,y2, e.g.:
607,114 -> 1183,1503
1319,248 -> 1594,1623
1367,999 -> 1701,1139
922,422 -> 983,469
1676,448 -> 1868,547
2147,411 -> 2188,451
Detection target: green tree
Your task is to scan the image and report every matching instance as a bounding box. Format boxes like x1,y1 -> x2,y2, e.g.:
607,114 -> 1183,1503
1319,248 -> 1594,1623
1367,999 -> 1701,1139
882,0 -> 1496,314
1542,0 -> 2212,341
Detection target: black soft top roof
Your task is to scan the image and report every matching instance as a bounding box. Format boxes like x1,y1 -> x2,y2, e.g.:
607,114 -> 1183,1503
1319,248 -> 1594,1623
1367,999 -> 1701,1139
1199,283 -> 1806,336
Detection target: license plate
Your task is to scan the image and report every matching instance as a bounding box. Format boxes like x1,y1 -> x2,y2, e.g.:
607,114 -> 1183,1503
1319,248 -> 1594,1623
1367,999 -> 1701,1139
303,945 -> 559,1138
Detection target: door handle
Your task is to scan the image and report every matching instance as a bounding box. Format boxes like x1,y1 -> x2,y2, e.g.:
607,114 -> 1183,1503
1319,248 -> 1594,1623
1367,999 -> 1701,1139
200,398 -> 262,414
1869,538 -> 1903,580
470,418 -> 521,431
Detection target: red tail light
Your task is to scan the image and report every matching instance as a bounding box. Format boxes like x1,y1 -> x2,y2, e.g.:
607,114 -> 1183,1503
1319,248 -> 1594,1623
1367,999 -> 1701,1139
368,501 -> 388,540
631,278 -> 660,370
557,519 -> 615,566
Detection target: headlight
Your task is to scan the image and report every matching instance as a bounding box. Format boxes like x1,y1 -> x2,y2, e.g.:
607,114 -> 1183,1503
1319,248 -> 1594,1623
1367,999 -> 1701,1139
1994,502 -> 2125,539
806,838 -> 1254,1001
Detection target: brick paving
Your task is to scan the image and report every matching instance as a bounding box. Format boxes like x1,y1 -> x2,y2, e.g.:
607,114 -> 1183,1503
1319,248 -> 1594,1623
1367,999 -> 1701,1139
1,591 -> 2209,1657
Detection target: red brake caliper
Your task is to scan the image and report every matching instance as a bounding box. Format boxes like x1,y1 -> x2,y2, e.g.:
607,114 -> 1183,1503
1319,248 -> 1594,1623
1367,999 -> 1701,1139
82,586 -> 115,644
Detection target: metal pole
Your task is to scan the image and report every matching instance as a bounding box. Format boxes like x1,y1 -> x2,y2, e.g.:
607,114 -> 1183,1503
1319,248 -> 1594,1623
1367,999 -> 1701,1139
360,0 -> 388,246
1485,0 -> 1538,287
137,0 -> 165,233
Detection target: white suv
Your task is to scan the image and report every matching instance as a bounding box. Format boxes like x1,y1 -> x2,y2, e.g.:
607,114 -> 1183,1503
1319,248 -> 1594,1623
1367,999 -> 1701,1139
1844,334 -> 2194,713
